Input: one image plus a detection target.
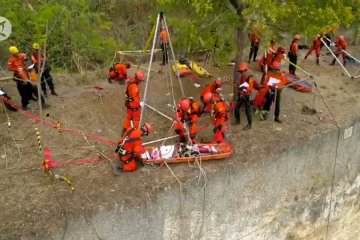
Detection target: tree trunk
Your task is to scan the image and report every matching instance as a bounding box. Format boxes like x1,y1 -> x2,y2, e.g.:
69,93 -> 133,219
233,24 -> 246,100
228,0 -> 246,99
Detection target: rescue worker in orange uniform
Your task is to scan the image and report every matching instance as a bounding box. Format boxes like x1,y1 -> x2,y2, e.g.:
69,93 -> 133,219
330,35 -> 348,66
159,26 -> 169,65
248,32 -> 260,63
234,63 -> 260,130
212,100 -> 230,143
304,35 -> 322,65
288,34 -> 300,75
8,47 -> 35,109
114,122 -> 153,174
123,70 -> 145,134
200,78 -> 222,114
270,47 -> 285,70
262,61 -> 287,122
31,43 -> 57,96
108,62 -> 131,84
174,97 -> 201,144
258,39 -> 276,73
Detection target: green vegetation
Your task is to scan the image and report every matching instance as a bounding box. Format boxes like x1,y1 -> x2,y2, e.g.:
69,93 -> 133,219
0,0 -> 359,71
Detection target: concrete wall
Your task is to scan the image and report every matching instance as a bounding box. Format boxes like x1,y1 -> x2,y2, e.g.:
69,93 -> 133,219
65,118 -> 360,240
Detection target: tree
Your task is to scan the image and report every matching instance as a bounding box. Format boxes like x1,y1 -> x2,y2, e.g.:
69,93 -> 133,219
157,0 -> 360,95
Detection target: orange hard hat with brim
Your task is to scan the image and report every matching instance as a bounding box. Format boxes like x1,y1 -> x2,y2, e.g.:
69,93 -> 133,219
238,63 -> 248,72
293,34 -> 301,40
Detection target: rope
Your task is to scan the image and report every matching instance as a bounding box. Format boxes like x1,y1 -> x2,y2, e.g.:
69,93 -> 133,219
139,13 -> 161,125
319,38 -> 351,78
314,83 -> 341,240
163,15 -> 185,97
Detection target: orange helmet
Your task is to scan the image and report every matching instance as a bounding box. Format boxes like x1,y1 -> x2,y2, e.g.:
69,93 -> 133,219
142,123 -> 153,135
214,78 -> 222,87
277,47 -> 285,54
271,61 -> 280,70
135,70 -> 145,81
18,53 -> 27,61
202,91 -> 213,104
238,63 -> 248,72
179,98 -> 191,112
191,101 -> 201,113
293,34 -> 301,40
338,35 -> 344,41
215,102 -> 226,114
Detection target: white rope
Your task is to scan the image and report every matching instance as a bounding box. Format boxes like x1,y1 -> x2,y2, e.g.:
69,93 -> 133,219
139,13 -> 161,125
163,15 -> 185,97
144,103 -> 173,121
322,35 -> 360,64
143,135 -> 178,146
319,38 -> 352,78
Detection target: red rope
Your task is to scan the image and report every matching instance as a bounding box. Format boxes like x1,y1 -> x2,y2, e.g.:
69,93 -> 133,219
4,99 -> 117,145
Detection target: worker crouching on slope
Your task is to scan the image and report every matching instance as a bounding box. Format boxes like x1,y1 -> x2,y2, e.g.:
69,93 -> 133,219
108,61 -> 131,84
288,34 -> 300,75
330,35 -> 348,66
114,123 -> 153,174
304,35 -> 322,65
31,43 -> 57,96
212,99 -> 230,143
234,63 -> 260,131
174,97 -> 201,144
200,78 -> 222,114
123,70 -> 145,135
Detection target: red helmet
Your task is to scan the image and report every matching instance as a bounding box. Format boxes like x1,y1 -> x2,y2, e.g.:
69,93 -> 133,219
142,123 -> 153,135
215,102 -> 226,114
238,63 -> 248,72
214,78 -> 222,87
124,61 -> 131,68
202,91 -> 213,104
18,53 -> 27,61
277,47 -> 285,54
109,71 -> 117,79
179,98 -> 191,112
271,61 -> 280,70
135,70 -> 145,81
338,35 -> 344,41
293,34 -> 301,40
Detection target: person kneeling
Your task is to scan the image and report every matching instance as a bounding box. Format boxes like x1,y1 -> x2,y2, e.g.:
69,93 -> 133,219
113,123 -> 153,174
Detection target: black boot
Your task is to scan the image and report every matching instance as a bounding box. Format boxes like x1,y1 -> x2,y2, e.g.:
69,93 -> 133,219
316,59 -> 319,65
51,89 -> 58,96
242,124 -> 251,131
330,59 -> 336,65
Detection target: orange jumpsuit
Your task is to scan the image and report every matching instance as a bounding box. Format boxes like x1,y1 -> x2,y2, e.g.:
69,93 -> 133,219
200,83 -> 219,113
116,128 -> 143,172
332,38 -> 348,65
305,36 -> 321,61
174,99 -> 201,144
108,63 -> 128,82
212,101 -> 229,143
160,29 -> 169,65
258,42 -> 276,72
123,78 -> 141,130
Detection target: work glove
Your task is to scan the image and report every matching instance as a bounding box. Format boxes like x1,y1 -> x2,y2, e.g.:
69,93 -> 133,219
140,101 -> 144,108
